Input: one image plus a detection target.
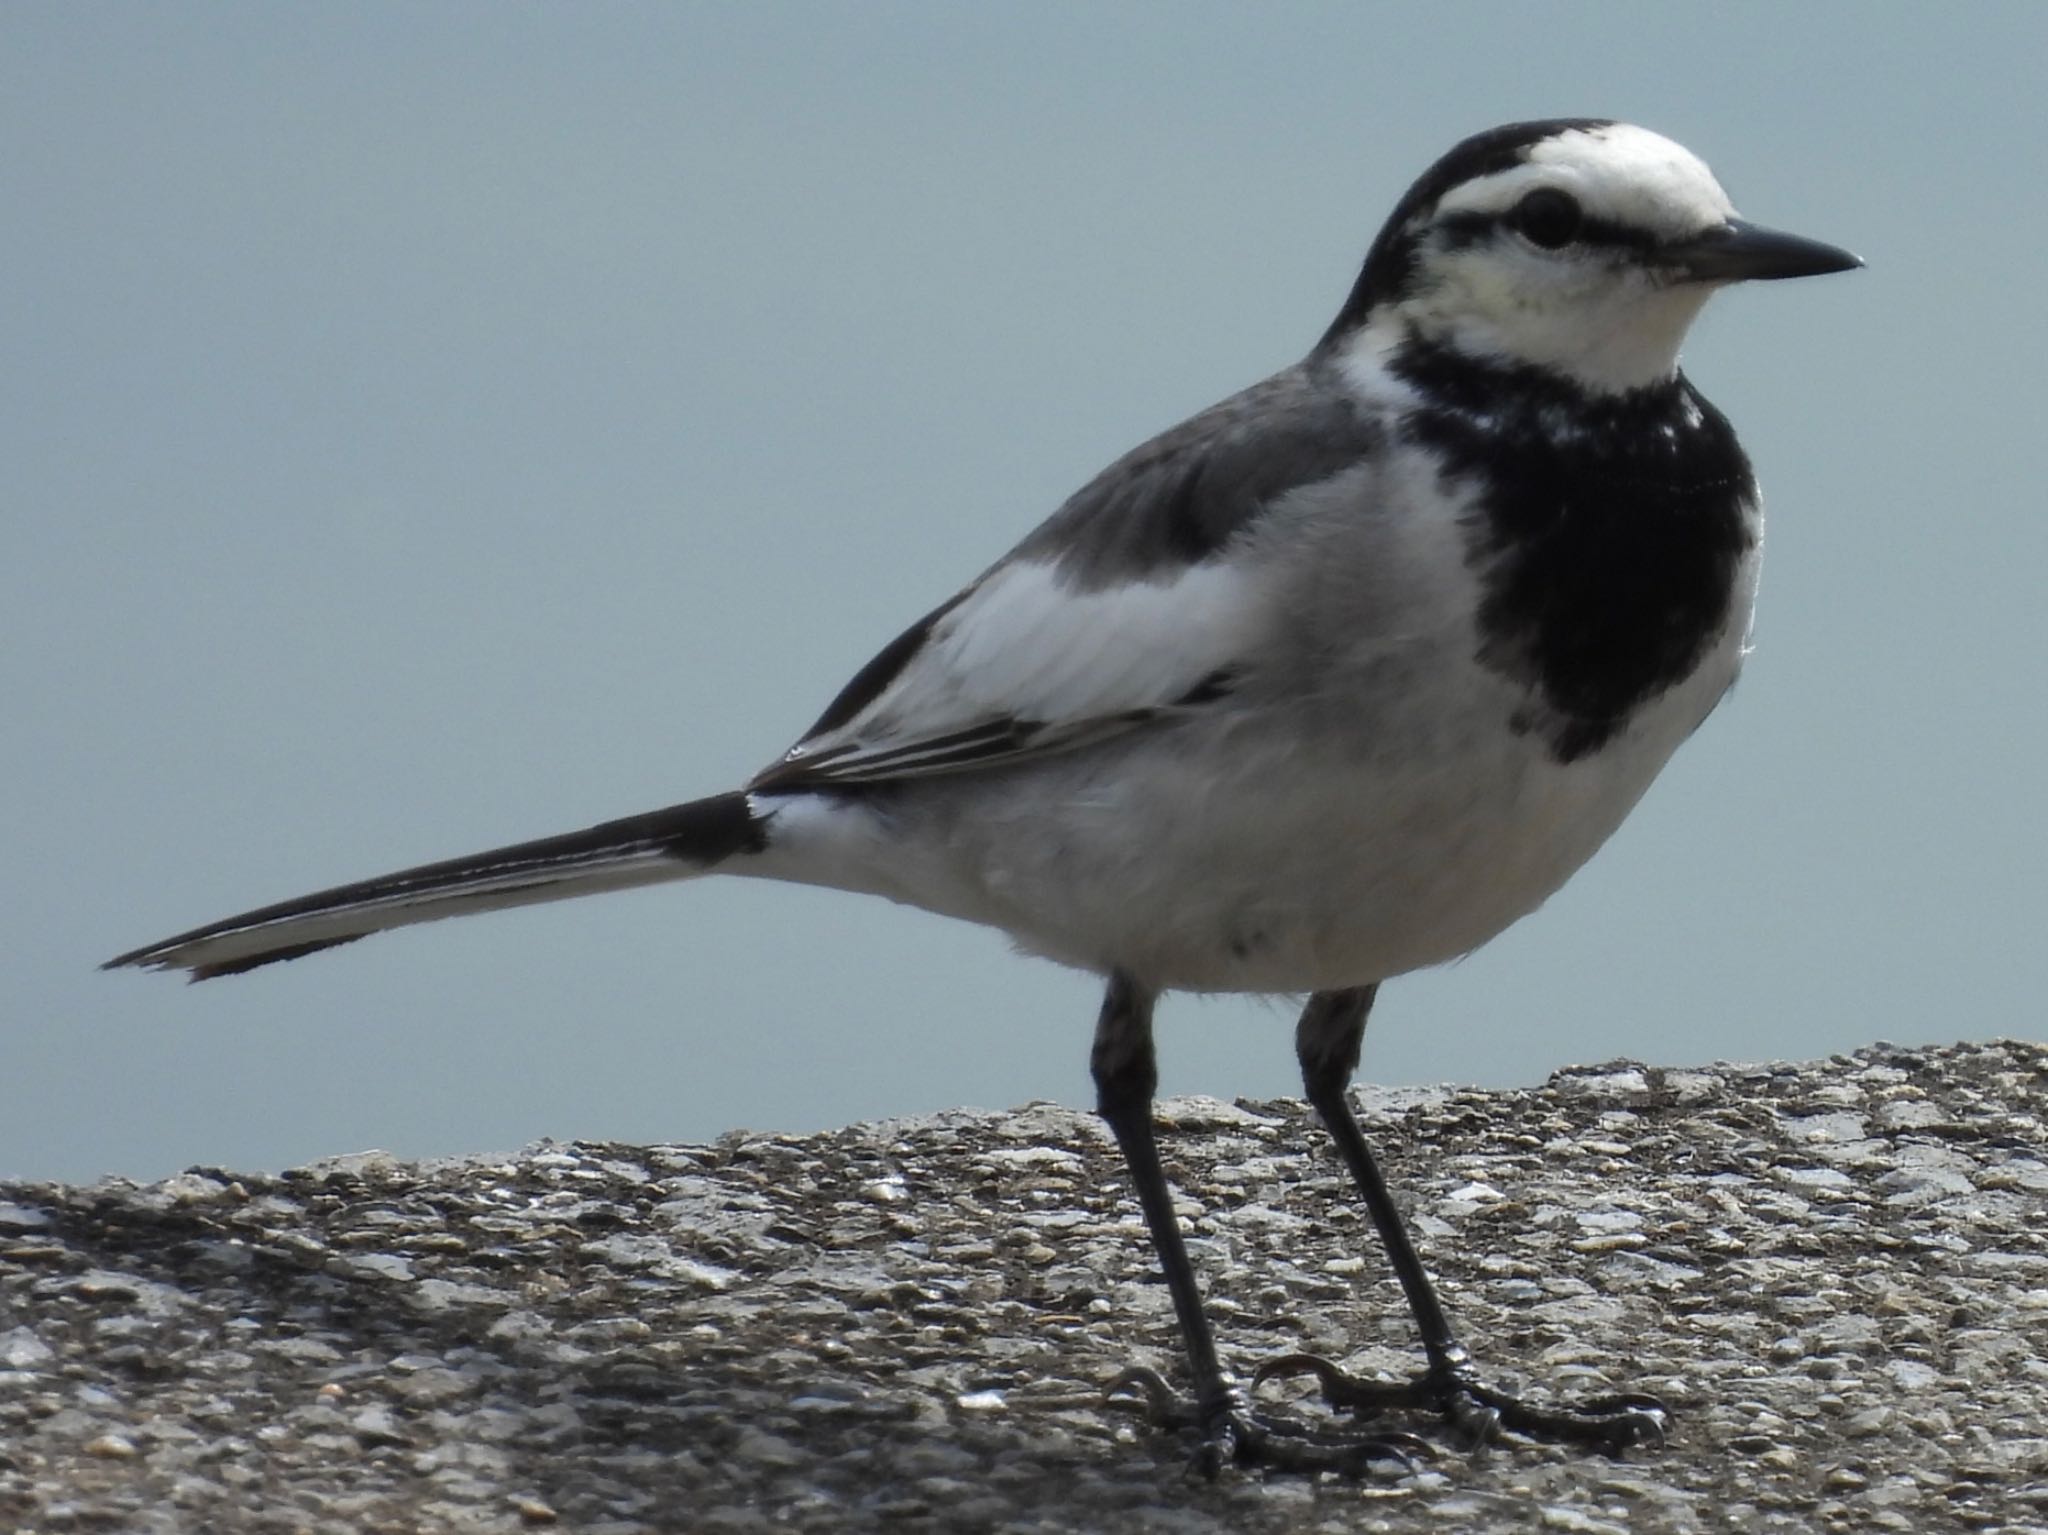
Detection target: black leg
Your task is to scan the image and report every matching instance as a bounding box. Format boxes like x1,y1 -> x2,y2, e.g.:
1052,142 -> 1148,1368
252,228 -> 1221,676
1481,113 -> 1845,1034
1295,988 -> 1461,1355
1092,975 -> 1425,1476
1090,973 -> 1234,1422
1259,987 -> 1669,1450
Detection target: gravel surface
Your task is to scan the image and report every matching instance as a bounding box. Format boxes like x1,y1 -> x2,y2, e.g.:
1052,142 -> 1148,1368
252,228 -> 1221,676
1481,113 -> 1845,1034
3,1038 -> 2044,1533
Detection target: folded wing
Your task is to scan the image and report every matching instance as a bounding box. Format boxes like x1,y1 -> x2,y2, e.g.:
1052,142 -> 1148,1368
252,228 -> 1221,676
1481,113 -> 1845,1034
751,558 -> 1262,789
752,361 -> 1386,792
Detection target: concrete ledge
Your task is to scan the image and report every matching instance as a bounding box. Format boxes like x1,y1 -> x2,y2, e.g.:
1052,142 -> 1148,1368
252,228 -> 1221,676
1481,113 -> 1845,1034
2,1038 -> 2043,1532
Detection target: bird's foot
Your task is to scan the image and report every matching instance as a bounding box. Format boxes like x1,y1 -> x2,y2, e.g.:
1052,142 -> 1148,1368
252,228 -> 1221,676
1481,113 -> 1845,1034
1253,1347 -> 1668,1452
1105,1365 -> 1433,1478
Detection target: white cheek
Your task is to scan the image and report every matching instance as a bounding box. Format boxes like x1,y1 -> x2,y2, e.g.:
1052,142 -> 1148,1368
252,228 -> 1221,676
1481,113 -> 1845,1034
1411,253 -> 1714,395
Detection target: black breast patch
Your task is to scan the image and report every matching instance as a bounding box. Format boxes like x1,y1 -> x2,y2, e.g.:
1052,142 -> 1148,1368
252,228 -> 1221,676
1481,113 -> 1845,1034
1396,340 -> 1757,763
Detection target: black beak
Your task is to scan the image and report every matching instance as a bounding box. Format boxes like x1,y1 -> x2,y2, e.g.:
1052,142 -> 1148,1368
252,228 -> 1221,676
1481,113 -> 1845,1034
1663,218 -> 1863,283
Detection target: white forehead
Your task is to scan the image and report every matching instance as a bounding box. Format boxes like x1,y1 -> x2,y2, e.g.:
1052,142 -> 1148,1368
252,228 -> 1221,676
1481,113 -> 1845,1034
1439,122 -> 1736,238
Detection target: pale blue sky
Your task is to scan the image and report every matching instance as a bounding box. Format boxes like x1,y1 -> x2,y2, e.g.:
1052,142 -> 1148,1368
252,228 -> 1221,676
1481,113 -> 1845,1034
7,5 -> 2044,1181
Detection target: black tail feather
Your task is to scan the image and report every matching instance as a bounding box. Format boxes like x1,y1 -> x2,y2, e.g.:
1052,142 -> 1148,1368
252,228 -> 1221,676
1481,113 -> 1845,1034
189,935 -> 366,982
107,791 -> 766,979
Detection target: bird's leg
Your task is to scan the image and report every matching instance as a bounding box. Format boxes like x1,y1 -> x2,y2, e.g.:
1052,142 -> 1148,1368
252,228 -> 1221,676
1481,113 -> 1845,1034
1092,974 -> 1425,1476
1260,987 -> 1668,1450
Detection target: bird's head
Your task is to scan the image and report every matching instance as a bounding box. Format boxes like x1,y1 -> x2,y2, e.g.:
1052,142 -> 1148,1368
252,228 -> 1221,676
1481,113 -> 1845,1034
1324,120 -> 1861,396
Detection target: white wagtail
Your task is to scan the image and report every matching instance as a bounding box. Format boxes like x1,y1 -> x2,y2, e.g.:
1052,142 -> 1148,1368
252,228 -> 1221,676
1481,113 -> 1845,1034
110,119 -> 1859,1473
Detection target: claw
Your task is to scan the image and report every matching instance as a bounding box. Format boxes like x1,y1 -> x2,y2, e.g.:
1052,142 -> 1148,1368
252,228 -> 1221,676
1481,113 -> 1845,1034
1444,1393 -> 1502,1448
1107,1345 -> 1662,1473
1569,1392 -> 1671,1446
1105,1362 -> 1432,1478
1251,1351 -> 1345,1390
1103,1365 -> 1190,1425
1489,1384 -> 1669,1450
1253,1351 -> 1431,1414
1251,1349 -> 1673,1455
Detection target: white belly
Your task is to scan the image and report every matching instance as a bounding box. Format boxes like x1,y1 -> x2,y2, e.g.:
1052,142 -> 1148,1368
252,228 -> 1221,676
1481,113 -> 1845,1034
753,619 -> 1744,995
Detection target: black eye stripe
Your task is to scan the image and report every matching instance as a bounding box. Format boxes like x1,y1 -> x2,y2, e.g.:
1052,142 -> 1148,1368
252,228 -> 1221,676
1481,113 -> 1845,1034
1433,208 -> 1659,255
1554,213 -> 1658,252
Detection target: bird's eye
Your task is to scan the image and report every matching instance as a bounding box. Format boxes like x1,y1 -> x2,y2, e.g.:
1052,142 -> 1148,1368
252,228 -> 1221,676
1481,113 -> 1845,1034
1511,187 -> 1583,250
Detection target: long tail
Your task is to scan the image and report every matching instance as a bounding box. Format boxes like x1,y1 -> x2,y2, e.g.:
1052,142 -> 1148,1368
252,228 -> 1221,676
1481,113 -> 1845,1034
104,791 -> 767,982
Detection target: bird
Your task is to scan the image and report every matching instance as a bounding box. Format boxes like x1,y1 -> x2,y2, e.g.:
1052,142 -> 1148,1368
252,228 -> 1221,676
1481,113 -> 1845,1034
108,119 -> 1860,1474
